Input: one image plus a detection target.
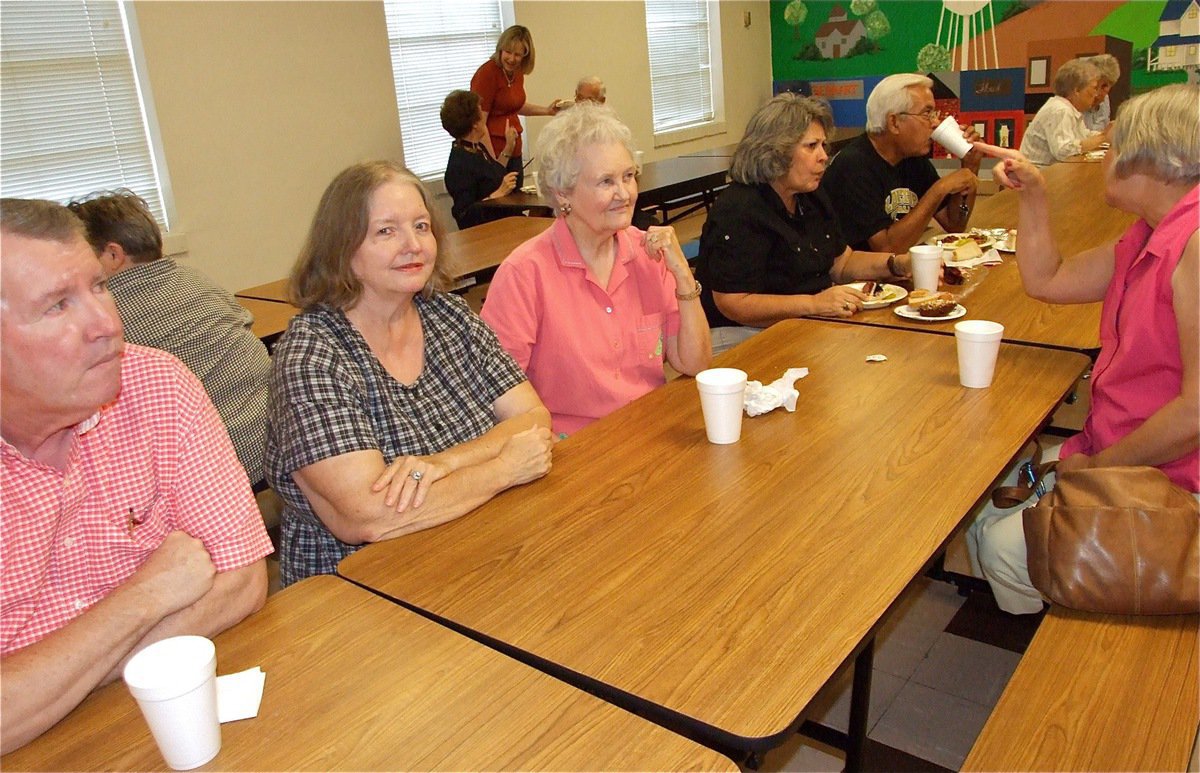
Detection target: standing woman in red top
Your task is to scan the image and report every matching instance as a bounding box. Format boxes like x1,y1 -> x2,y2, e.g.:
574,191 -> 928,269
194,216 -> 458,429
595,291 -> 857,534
471,25 -> 564,188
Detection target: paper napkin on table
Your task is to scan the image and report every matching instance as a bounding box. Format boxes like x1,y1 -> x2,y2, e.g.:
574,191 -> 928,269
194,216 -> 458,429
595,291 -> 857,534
945,247 -> 1003,268
744,367 -> 809,417
217,667 -> 266,723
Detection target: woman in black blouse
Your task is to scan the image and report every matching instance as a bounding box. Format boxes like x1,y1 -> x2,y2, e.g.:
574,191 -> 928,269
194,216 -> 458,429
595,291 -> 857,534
440,89 -> 519,229
695,93 -> 914,352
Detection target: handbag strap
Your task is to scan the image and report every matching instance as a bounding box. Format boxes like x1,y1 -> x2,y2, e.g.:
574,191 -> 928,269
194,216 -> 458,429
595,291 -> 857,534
992,440 -> 1058,508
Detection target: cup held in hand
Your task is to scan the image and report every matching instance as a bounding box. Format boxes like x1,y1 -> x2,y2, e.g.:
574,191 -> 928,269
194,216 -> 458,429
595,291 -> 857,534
954,320 -> 1004,388
124,635 -> 221,770
695,368 -> 747,444
932,116 -> 973,158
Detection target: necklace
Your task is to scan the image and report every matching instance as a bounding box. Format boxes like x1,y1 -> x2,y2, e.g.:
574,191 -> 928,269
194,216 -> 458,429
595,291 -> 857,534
502,67 -> 515,87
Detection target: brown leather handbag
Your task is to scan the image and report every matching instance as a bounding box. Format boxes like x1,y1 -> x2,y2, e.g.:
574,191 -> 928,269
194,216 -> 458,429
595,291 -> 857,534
1021,465 -> 1199,615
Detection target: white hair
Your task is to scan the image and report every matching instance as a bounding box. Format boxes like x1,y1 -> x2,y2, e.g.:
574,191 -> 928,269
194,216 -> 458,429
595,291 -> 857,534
866,73 -> 932,134
1110,83 -> 1199,186
575,75 -> 606,99
536,102 -> 634,201
1089,54 -> 1120,84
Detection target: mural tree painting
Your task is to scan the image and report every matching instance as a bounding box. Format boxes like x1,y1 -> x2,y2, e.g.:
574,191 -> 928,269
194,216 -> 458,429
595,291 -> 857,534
784,0 -> 808,40
917,42 -> 953,71
864,9 -> 891,41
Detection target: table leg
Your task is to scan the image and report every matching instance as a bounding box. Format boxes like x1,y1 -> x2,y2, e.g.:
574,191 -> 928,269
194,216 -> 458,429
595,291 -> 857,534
845,638 -> 874,772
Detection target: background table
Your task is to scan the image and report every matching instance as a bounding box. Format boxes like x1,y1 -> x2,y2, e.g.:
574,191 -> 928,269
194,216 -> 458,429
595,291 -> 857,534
237,296 -> 299,345
2,576 -> 736,771
236,216 -> 551,302
835,161 -> 1135,353
478,190 -> 554,218
635,155 -> 730,224
340,319 -> 1089,760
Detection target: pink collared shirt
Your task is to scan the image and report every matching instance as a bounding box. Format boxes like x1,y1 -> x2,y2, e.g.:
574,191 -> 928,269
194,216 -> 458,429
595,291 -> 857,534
1,345 -> 274,655
1061,185 -> 1199,491
481,217 -> 681,436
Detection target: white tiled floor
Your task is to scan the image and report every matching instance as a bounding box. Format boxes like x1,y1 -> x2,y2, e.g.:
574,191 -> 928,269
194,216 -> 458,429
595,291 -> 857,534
761,577 -> 1023,772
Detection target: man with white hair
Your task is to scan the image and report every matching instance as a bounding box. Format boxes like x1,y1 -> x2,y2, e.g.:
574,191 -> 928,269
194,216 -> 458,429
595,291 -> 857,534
0,198 -> 273,753
574,75 -> 606,104
824,73 -> 981,253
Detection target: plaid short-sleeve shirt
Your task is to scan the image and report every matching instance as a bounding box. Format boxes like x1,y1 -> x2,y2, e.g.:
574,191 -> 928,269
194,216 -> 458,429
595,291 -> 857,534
1,345 -> 274,656
264,292 -> 527,586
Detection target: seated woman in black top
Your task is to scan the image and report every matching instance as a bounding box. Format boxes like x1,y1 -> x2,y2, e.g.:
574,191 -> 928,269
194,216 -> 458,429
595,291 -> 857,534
695,93 -> 915,353
441,89 -> 519,229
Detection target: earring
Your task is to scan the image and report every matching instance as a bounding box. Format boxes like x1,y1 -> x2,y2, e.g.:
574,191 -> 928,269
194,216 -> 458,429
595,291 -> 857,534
558,201 -> 572,216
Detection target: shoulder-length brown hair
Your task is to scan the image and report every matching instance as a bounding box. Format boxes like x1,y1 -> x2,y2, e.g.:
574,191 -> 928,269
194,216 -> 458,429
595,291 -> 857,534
289,161 -> 452,311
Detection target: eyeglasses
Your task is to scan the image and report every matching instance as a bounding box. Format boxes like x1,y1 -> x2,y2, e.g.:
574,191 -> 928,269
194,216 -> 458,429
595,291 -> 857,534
897,108 -> 941,123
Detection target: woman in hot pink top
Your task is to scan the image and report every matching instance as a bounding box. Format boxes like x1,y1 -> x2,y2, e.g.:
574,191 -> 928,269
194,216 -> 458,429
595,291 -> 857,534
481,103 -> 712,436
967,84 -> 1199,614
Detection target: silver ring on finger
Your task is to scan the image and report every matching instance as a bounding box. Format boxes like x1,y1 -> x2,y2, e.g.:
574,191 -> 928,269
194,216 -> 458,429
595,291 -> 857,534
410,470 -> 423,482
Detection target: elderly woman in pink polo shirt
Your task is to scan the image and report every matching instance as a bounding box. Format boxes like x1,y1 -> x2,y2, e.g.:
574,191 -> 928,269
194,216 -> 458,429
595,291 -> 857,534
480,103 -> 711,436
968,84 -> 1199,614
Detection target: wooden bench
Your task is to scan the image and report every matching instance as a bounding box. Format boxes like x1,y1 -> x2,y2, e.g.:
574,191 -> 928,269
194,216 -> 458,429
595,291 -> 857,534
963,606 -> 1199,772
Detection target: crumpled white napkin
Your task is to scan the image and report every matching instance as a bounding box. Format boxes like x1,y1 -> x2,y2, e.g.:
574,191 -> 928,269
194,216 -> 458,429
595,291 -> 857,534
945,247 -> 1002,268
217,667 -> 266,723
744,367 -> 809,417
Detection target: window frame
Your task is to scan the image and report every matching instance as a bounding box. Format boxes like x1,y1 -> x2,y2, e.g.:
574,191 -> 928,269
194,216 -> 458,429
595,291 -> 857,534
644,0 -> 726,148
0,0 -> 176,235
381,0 -> 514,185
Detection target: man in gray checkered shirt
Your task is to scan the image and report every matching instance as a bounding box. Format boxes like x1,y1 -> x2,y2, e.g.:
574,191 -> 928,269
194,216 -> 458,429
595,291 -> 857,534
68,191 -> 271,487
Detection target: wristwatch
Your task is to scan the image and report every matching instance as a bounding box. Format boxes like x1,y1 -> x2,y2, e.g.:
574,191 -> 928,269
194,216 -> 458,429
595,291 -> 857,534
886,253 -> 904,278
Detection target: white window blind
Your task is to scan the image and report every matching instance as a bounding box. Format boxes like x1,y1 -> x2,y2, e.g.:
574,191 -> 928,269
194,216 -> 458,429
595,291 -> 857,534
1,0 -> 167,225
645,0 -> 715,135
383,0 -> 504,180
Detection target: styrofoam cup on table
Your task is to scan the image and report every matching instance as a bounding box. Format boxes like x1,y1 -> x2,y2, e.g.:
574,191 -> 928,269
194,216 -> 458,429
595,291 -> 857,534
695,368 -> 747,444
124,635 -> 221,770
954,320 -> 1005,388
909,245 -> 943,292
932,115 -> 973,158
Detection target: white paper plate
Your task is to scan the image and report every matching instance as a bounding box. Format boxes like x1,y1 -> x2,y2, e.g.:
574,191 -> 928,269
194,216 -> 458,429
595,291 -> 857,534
893,303 -> 966,322
927,231 -> 996,252
846,282 -> 908,310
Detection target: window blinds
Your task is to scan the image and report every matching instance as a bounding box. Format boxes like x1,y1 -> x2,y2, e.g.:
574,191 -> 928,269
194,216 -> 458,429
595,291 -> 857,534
645,0 -> 715,135
1,0 -> 167,224
383,0 -> 503,180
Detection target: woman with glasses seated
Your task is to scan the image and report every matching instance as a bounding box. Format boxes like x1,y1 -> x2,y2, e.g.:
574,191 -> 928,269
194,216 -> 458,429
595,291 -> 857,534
440,89 -> 519,229
694,93 -> 918,353
1020,57 -> 1110,166
825,73 -> 981,253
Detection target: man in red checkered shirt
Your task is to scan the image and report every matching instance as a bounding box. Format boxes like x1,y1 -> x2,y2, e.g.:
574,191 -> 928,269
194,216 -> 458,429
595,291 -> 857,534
0,199 -> 274,753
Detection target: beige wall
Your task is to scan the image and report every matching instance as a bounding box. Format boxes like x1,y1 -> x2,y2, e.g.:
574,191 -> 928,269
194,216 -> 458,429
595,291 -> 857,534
133,0 -> 772,293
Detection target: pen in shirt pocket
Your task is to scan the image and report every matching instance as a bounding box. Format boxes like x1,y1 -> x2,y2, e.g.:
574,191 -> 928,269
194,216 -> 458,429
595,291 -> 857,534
128,507 -> 146,534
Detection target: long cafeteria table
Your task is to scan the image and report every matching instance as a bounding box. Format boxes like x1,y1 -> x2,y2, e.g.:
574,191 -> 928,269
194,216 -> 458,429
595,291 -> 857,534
237,295 -> 299,345
235,215 -> 552,303
635,154 -> 731,224
1,575 -> 737,772
834,159 -> 1136,353
339,318 -> 1090,768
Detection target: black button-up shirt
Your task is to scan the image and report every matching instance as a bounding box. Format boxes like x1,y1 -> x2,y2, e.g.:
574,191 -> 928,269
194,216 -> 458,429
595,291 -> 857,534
695,182 -> 847,328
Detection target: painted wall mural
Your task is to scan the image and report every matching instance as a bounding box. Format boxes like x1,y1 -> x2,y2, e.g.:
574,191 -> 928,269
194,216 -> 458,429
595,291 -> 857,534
771,0 -> 1195,130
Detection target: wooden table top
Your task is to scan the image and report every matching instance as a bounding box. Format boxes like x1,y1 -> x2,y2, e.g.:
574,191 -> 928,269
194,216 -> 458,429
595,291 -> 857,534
339,319 -> 1090,750
835,161 -> 1135,352
237,296 -> 299,343
2,576 -> 736,771
636,154 -> 730,208
479,190 -> 554,216
963,607 -> 1199,772
236,216 -> 551,303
